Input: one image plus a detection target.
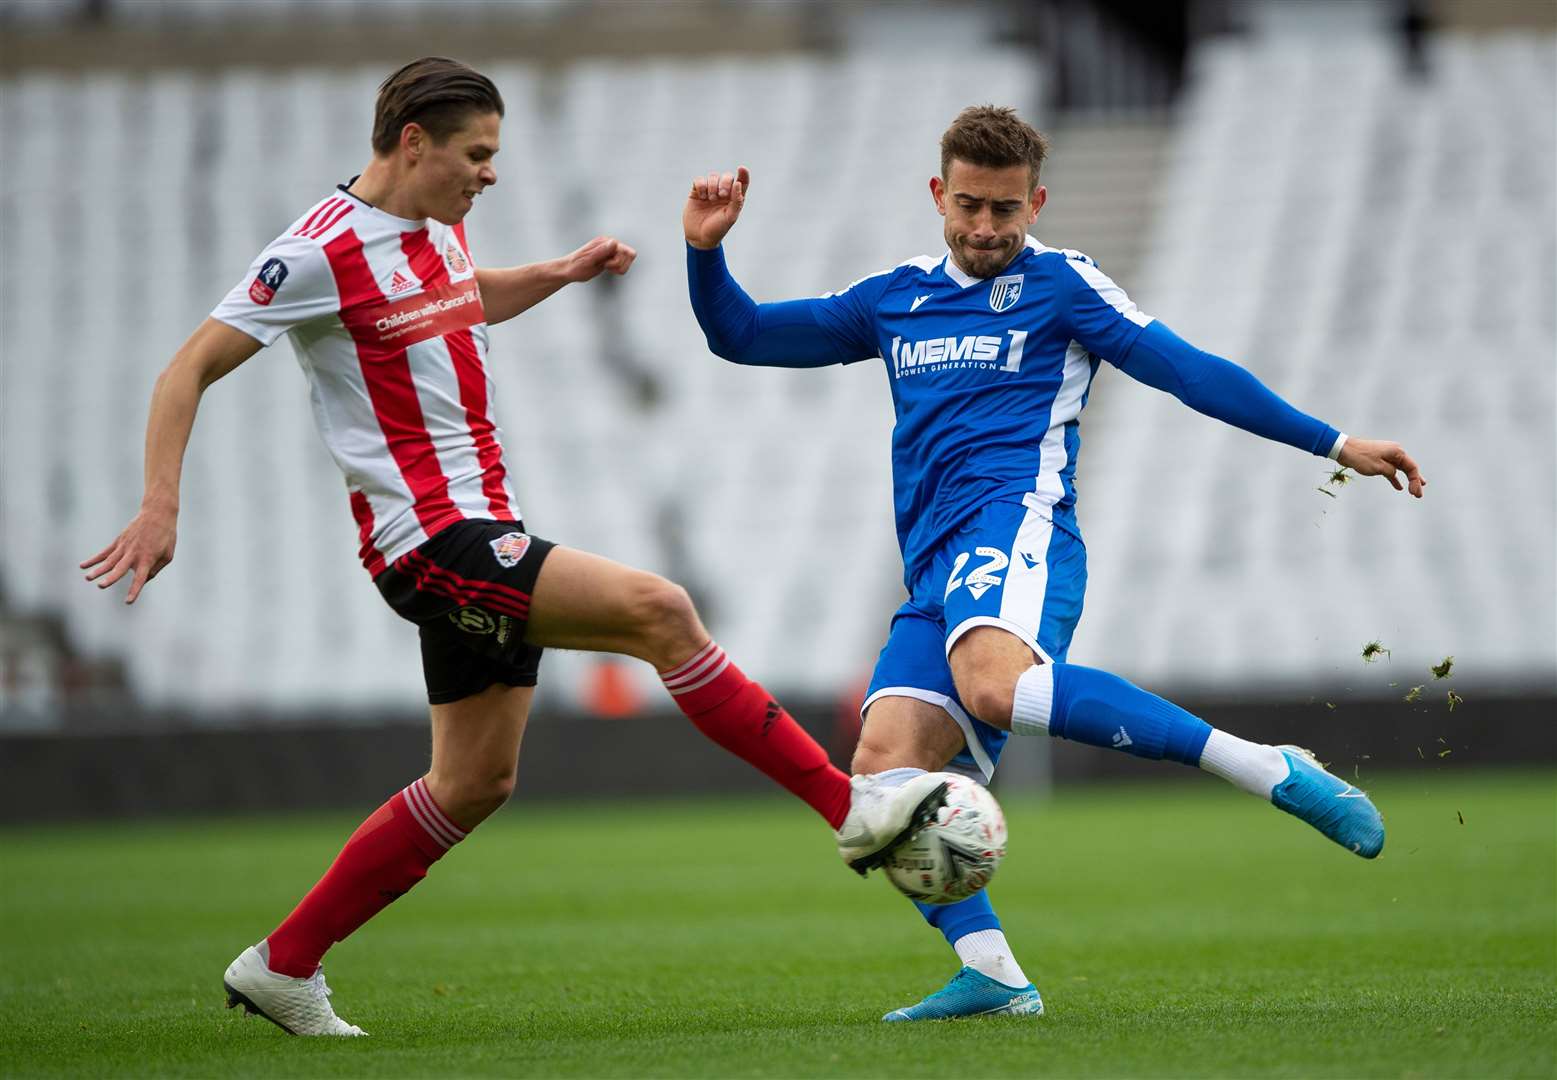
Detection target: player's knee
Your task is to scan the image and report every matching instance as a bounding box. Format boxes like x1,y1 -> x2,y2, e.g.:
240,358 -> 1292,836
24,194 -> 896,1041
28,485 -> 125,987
961,679 -> 1016,730
627,574 -> 703,666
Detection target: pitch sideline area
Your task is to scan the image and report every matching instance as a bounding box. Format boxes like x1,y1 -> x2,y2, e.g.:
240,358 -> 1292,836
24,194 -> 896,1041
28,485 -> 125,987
3,771 -> 1552,1077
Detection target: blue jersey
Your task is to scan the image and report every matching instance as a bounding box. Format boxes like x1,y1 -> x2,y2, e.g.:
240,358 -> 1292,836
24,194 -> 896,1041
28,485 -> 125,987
687,236 -> 1340,585
803,238 -> 1145,575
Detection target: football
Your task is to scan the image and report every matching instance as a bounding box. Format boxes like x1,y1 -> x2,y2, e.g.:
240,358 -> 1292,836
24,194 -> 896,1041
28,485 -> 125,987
882,773 -> 1007,905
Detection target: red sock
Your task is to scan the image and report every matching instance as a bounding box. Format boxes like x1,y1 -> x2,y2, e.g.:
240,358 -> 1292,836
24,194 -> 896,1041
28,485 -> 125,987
265,777 -> 467,977
660,641 -> 852,829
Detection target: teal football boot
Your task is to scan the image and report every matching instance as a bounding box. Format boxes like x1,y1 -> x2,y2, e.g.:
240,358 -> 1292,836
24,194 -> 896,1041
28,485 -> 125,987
882,966 -> 1043,1022
1270,745 -> 1385,858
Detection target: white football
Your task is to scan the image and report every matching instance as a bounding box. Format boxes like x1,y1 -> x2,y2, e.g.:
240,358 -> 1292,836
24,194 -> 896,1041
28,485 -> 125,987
882,773 -> 1007,905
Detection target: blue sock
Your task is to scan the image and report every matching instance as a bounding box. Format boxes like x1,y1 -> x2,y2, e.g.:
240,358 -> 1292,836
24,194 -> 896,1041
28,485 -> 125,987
876,769 -> 1006,960
1017,662 -> 1211,765
915,889 -> 1002,946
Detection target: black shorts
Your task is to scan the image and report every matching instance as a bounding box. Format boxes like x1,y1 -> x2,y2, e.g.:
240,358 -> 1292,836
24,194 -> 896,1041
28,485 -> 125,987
375,520 -> 557,705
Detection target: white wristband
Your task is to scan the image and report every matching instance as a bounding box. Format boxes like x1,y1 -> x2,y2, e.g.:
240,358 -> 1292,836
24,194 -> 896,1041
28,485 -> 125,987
1327,432 -> 1348,461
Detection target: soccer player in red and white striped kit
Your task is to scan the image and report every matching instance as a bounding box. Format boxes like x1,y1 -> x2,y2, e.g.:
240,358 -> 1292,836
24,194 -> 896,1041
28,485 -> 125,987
82,57 -> 946,1037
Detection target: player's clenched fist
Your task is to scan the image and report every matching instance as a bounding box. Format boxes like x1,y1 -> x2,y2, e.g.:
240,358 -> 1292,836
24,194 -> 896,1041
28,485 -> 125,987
563,235 -> 636,282
683,167 -> 749,250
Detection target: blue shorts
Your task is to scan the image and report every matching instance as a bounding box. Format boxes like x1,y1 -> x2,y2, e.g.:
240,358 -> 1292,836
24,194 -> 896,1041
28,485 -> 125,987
864,499 -> 1087,781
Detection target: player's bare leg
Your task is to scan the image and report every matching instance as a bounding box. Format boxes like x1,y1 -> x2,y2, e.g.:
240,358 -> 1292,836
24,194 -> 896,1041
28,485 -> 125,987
524,546 -> 947,866
948,626 -> 1384,857
426,684 -> 533,828
226,684 -> 533,1036
852,698 -> 966,775
853,696 -> 1043,1021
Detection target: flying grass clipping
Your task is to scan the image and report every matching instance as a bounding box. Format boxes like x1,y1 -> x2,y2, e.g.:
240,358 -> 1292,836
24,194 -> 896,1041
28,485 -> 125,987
1353,643 -> 1463,713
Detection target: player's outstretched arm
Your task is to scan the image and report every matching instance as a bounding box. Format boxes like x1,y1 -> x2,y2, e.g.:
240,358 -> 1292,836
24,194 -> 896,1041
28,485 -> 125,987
1112,322 -> 1428,498
1062,260 -> 1427,499
476,235 -> 636,326
81,319 -> 261,603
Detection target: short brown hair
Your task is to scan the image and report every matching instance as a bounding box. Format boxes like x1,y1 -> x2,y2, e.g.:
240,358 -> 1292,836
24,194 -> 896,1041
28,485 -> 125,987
371,57 -> 504,156
939,105 -> 1050,190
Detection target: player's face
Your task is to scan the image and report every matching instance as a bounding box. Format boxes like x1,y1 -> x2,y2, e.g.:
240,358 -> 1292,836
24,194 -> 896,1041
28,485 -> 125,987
931,160 -> 1045,279
414,111 -> 500,225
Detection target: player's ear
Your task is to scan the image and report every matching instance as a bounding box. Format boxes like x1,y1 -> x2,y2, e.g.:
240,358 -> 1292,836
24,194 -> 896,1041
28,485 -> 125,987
1029,185 -> 1047,222
402,122 -> 424,160
930,175 -> 947,215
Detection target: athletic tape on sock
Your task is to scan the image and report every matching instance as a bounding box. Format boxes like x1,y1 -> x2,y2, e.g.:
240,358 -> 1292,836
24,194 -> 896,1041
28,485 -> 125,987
872,767 -> 929,789
1010,664 -> 1054,736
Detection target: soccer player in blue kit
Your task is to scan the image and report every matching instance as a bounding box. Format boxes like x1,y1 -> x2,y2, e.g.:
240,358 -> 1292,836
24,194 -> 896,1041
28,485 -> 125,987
682,106 -> 1426,1021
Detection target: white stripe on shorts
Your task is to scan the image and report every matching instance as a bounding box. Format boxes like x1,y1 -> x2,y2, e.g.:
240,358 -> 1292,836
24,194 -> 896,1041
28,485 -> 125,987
860,686 -> 997,782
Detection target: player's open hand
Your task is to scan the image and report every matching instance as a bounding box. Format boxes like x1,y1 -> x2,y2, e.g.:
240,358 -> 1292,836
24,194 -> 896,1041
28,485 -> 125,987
683,167 -> 749,250
80,506 -> 177,603
1337,437 -> 1427,498
562,236 -> 636,283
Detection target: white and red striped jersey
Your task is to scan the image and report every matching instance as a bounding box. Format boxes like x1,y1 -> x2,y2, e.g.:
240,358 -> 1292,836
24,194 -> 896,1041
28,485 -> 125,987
211,188 -> 519,575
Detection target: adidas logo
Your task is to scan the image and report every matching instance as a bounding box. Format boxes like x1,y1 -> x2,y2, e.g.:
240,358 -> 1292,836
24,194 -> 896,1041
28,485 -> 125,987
388,270 -> 416,294
1111,727 -> 1133,748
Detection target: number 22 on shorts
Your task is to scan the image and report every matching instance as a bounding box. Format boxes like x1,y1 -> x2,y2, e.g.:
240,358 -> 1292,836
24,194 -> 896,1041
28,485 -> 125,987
945,547 -> 1008,601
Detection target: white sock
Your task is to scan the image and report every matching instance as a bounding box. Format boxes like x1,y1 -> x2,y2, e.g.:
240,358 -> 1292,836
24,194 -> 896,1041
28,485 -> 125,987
953,929 -> 1029,988
1010,664 -> 1053,736
1198,730 -> 1291,798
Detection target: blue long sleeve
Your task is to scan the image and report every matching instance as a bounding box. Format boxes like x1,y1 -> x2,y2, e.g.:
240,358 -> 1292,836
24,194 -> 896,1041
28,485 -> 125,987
686,244 -> 873,368
1116,320 -> 1340,456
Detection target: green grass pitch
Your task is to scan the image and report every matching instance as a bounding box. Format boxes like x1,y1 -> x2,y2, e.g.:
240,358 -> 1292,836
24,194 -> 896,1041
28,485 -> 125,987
3,770 -> 1553,1077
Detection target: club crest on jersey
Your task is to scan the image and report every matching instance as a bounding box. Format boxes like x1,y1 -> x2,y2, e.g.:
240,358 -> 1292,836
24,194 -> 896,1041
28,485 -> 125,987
988,274 -> 1023,313
445,243 -> 469,274
248,257 -> 289,306
490,531 -> 531,568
